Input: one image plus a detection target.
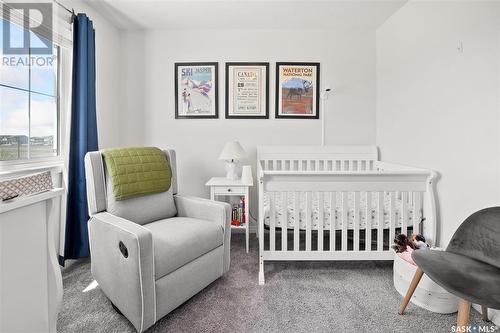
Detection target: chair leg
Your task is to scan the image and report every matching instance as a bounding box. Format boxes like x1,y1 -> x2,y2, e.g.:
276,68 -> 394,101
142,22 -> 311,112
481,305 -> 489,322
399,267 -> 424,315
457,299 -> 471,327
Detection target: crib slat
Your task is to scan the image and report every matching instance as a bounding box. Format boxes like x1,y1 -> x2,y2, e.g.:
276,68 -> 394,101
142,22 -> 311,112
413,192 -> 421,235
294,192 -> 300,251
342,192 -> 348,251
270,192 -> 276,251
354,191 -> 360,251
366,191 -> 372,251
390,192 -> 396,247
306,192 -> 312,251
281,192 -> 288,251
315,159 -> 320,171
318,191 -> 324,251
307,160 -> 313,171
377,192 -> 384,252
401,191 -> 408,236
330,192 -> 336,251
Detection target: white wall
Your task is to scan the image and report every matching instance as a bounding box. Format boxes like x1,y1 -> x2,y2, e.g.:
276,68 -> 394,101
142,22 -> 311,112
377,4 -> 500,322
376,0 -> 500,247
119,31 -> 146,146
122,27 -> 378,221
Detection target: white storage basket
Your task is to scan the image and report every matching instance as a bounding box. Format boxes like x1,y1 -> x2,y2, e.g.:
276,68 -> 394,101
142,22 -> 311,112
393,251 -> 459,314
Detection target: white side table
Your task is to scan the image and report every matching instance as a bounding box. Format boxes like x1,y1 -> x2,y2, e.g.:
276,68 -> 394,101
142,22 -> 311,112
205,177 -> 253,253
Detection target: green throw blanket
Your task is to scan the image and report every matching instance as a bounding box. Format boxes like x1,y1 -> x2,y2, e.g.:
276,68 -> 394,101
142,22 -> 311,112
102,147 -> 172,200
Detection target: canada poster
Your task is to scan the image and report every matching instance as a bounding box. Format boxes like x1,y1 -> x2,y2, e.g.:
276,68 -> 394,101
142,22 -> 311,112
276,63 -> 319,119
175,63 -> 218,118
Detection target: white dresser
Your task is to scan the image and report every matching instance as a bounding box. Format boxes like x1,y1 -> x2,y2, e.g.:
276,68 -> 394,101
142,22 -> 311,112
0,189 -> 64,333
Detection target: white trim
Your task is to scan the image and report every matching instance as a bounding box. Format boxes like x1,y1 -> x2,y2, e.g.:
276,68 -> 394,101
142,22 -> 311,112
0,163 -> 63,177
0,188 -> 63,213
0,159 -> 64,173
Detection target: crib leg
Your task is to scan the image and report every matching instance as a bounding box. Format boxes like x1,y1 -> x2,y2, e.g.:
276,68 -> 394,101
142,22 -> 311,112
399,267 -> 424,315
258,255 -> 265,285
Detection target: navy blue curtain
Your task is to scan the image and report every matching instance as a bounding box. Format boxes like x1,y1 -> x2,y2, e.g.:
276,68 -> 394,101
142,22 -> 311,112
63,14 -> 98,262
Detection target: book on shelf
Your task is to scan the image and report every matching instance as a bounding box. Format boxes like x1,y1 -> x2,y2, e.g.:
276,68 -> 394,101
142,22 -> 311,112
231,197 -> 245,227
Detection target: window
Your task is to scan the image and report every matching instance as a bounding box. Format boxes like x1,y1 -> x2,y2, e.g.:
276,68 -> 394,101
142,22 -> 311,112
0,18 -> 59,162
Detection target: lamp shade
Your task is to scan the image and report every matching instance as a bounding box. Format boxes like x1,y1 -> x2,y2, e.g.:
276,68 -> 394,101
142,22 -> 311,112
218,141 -> 247,160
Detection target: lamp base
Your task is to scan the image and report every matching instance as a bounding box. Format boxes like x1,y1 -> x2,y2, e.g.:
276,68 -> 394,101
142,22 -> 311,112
225,161 -> 239,180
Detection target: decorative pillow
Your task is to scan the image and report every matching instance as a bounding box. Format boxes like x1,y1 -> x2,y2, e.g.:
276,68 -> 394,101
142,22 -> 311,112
105,161 -> 177,225
102,147 -> 172,201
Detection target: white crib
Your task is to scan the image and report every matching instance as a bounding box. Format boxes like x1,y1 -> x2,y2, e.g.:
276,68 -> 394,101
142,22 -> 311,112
257,145 -> 437,285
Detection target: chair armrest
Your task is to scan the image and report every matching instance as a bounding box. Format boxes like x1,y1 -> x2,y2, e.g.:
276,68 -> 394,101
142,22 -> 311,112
174,195 -> 231,273
174,195 -> 231,230
88,212 -> 155,332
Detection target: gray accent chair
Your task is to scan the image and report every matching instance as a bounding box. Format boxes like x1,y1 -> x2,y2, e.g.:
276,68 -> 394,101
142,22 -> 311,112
399,207 -> 500,327
84,149 -> 231,332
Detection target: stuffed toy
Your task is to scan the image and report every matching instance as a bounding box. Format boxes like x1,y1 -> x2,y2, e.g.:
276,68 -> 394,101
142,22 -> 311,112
392,234 -> 416,265
411,234 -> 430,249
392,234 -> 416,253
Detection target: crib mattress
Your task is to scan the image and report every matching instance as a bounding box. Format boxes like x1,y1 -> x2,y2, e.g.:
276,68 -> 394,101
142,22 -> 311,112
264,192 -> 417,230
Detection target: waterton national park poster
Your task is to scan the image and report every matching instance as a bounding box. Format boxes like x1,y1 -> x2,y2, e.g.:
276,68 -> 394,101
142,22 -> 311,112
276,63 -> 320,119
175,62 -> 219,118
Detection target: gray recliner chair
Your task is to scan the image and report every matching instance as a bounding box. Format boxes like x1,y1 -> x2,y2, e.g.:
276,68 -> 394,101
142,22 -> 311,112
84,148 -> 231,332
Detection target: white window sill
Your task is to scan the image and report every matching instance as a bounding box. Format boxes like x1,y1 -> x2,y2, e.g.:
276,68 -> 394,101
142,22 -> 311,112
0,159 -> 64,177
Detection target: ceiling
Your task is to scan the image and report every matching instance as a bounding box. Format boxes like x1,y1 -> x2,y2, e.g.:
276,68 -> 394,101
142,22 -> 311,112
84,0 -> 408,31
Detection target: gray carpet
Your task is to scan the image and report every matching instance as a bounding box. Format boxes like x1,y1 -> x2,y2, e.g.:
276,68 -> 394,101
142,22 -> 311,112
58,234 -> 482,333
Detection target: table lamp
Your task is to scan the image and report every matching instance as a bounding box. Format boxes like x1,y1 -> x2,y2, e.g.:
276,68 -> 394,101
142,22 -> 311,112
219,141 -> 247,180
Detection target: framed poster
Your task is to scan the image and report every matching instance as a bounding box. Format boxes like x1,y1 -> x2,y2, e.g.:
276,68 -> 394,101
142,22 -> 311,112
275,62 -> 320,119
175,62 -> 218,119
225,62 -> 269,119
